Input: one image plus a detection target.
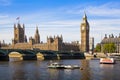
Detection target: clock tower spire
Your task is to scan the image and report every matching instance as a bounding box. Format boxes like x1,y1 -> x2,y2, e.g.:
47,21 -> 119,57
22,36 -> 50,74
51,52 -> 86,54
80,12 -> 89,52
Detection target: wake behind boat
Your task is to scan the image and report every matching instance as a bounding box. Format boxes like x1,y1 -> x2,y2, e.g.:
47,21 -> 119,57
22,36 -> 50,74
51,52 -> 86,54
48,62 -> 80,69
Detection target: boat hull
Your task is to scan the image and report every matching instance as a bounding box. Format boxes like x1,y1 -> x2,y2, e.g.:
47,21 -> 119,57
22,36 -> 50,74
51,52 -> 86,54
48,66 -> 65,69
48,64 -> 80,69
100,58 -> 115,64
48,66 -> 80,69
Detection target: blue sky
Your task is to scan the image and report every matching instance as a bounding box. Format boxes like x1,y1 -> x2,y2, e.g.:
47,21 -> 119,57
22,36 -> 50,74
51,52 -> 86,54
0,0 -> 120,45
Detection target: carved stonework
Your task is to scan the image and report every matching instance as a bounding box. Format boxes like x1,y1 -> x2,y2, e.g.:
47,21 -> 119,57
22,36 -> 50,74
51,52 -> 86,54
81,13 -> 89,52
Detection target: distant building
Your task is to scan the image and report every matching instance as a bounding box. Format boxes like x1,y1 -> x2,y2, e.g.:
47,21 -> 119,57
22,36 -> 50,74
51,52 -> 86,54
0,40 -> 8,48
101,34 -> 120,53
89,37 -> 94,53
80,13 -> 90,52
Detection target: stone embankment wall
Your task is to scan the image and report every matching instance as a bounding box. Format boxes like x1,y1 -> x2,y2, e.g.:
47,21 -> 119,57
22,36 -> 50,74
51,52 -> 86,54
84,52 -> 107,60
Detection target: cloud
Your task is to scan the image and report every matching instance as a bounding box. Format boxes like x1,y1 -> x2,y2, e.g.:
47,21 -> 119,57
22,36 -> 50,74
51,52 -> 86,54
89,19 -> 120,45
63,2 -> 120,18
87,7 -> 120,17
90,19 -> 120,33
0,15 -> 8,18
0,15 -> 14,25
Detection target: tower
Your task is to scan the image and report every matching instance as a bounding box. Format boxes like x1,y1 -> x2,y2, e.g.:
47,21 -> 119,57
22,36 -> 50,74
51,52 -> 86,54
34,26 -> 40,44
54,35 -> 63,51
25,35 -> 27,42
13,23 -> 25,44
81,12 -> 89,52
89,37 -> 94,53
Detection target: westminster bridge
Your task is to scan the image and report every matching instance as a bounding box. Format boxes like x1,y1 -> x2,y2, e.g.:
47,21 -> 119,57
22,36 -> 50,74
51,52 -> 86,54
0,49 -> 85,61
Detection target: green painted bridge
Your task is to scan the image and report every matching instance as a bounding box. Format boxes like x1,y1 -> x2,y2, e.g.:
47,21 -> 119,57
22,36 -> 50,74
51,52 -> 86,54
0,49 -> 85,61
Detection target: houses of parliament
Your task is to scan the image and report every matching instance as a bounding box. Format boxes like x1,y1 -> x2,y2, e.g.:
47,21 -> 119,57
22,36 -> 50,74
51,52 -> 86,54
0,13 -> 93,52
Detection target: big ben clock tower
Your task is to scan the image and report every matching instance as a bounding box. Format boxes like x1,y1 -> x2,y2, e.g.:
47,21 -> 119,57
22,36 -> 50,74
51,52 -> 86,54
81,13 -> 89,52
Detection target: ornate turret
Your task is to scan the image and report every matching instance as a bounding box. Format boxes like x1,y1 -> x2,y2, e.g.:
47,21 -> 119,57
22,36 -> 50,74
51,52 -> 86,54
25,35 -> 27,42
111,34 -> 114,38
29,37 -> 35,45
34,26 -> 40,44
104,34 -> 107,39
60,34 -> 63,41
14,24 -> 16,28
82,12 -> 88,23
13,23 -> 25,44
109,35 -> 111,38
23,24 -> 25,29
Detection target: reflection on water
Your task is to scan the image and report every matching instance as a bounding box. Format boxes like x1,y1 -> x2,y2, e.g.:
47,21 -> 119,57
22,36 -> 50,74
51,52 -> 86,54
64,69 -> 72,75
80,60 -> 91,80
48,69 -> 59,80
9,61 -> 41,80
100,64 -> 116,80
0,60 -> 120,80
100,64 -> 114,68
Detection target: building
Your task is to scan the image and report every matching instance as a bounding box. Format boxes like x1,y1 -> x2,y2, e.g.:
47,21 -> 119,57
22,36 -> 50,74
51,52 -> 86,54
89,37 -> 94,53
80,13 -> 90,52
0,40 -> 8,48
12,23 -> 27,44
1,23 -> 80,52
101,34 -> 120,53
1,13 -> 92,52
34,26 -> 40,44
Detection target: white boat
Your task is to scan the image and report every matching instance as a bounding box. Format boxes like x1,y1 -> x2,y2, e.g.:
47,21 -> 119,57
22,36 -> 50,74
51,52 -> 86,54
48,62 -> 80,69
100,58 -> 115,64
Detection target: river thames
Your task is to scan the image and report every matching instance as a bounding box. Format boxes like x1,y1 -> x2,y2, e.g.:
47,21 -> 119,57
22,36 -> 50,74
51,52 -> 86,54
0,59 -> 120,80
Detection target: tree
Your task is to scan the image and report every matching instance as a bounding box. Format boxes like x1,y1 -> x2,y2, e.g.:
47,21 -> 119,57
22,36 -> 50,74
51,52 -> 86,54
109,43 -> 116,53
95,44 -> 101,52
102,43 -> 116,53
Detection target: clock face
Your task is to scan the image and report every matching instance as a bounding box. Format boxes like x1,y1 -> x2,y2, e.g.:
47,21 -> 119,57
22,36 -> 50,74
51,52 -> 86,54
82,26 -> 85,30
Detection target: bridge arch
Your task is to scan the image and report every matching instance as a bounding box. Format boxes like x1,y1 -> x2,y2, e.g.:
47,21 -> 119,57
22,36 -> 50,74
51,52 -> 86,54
36,51 -> 58,60
9,52 -> 23,61
36,52 -> 44,60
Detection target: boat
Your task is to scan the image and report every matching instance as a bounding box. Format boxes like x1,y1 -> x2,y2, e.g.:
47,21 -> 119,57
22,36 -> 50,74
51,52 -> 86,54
100,58 -> 115,64
48,62 -> 80,69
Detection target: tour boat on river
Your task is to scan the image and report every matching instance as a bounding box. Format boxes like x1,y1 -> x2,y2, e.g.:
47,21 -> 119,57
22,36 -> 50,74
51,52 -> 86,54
100,58 -> 115,64
48,62 -> 80,69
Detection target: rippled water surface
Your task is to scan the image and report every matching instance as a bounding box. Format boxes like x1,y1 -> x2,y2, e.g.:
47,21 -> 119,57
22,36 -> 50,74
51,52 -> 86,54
0,59 -> 120,80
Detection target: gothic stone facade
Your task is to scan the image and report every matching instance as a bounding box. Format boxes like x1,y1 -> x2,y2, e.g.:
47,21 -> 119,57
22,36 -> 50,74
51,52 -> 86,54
1,23 -> 80,52
1,13 -> 91,52
12,23 -> 27,44
80,13 -> 90,52
101,34 -> 120,53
